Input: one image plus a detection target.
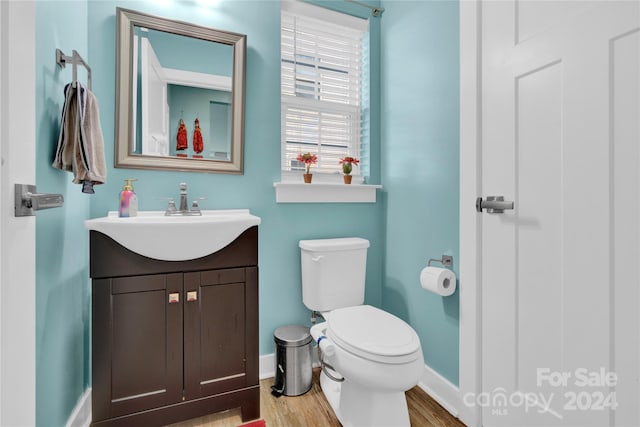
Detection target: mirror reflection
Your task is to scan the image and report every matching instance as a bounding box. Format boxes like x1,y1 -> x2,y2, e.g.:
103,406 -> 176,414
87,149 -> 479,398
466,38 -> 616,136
133,27 -> 233,160
115,8 -> 246,174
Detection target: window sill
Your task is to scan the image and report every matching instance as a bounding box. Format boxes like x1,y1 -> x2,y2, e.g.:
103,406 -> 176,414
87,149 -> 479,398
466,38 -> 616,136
273,182 -> 382,203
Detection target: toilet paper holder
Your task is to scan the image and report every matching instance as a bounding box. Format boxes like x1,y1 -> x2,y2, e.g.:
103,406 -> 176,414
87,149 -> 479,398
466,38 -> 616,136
427,255 -> 453,268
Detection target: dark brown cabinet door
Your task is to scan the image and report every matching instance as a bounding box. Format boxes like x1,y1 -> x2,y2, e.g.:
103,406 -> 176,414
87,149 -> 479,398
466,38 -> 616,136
92,273 -> 184,422
184,268 -> 248,399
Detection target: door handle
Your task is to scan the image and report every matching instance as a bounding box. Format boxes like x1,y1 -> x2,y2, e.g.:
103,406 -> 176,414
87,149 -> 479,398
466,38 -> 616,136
15,184 -> 64,217
476,196 -> 514,213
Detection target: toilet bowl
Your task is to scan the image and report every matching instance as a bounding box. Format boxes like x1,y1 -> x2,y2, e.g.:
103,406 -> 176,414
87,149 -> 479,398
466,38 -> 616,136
310,305 -> 424,427
300,238 -> 424,426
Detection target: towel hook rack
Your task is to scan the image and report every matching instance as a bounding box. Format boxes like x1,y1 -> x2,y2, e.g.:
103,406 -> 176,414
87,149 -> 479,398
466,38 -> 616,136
56,48 -> 92,90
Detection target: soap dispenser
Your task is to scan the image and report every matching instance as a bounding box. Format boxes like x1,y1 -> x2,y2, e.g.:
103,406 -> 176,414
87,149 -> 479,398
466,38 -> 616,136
119,178 -> 138,217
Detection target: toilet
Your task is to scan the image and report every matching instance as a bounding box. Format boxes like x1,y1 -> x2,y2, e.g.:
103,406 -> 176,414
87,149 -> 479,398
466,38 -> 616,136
299,237 -> 424,427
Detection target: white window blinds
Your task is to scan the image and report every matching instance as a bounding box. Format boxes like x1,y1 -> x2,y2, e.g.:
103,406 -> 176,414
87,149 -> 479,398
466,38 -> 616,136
281,1 -> 369,177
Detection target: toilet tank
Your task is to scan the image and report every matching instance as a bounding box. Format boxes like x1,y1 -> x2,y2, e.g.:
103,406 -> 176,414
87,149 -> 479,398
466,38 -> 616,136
299,238 -> 370,312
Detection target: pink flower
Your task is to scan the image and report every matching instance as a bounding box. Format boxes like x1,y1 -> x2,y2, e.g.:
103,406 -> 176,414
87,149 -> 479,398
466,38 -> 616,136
339,156 -> 360,165
297,152 -> 318,174
339,156 -> 359,175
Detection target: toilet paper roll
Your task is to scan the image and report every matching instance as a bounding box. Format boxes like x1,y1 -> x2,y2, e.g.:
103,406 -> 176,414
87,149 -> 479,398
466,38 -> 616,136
420,266 -> 456,296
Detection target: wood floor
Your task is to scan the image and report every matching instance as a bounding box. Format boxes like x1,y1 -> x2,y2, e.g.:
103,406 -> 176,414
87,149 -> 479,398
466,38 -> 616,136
167,369 -> 466,427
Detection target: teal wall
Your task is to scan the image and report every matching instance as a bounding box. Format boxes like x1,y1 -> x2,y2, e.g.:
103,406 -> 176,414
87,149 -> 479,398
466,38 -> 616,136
380,0 -> 460,385
35,2 -> 91,426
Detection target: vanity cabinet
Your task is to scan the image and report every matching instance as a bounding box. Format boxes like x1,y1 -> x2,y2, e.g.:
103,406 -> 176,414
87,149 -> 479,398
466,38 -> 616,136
89,227 -> 259,427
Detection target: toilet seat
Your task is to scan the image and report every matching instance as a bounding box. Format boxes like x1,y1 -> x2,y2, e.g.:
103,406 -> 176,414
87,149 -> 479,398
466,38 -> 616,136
327,305 -> 422,364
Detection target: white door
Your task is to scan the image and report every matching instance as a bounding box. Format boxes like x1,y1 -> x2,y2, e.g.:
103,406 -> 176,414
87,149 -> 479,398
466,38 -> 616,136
0,1 -> 36,425
480,1 -> 639,426
140,37 -> 169,156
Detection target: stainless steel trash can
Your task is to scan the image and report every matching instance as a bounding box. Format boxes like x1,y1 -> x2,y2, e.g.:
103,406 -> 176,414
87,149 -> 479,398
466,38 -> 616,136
271,325 -> 313,397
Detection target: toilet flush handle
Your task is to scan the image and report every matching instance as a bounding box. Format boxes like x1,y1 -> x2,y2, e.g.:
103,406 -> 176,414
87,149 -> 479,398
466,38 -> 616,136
311,255 -> 324,262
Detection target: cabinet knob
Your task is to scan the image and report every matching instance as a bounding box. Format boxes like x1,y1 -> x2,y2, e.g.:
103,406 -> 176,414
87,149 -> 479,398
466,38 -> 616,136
187,291 -> 198,302
168,293 -> 180,304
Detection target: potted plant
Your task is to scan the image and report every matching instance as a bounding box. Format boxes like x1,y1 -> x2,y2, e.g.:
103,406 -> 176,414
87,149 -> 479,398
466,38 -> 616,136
339,156 -> 360,184
297,152 -> 318,183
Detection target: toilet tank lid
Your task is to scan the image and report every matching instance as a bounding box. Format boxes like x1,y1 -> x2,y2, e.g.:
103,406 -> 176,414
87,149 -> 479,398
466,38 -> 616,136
299,237 -> 370,251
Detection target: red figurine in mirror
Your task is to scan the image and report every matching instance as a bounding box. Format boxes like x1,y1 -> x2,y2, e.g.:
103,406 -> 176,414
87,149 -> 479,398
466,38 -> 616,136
193,117 -> 204,159
176,118 -> 188,158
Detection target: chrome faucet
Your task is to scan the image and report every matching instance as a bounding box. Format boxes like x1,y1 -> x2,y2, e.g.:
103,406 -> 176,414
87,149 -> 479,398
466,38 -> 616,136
165,182 -> 203,216
179,182 -> 189,211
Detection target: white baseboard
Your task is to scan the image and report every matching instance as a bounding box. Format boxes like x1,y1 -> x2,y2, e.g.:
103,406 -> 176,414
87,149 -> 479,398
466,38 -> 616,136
259,353 -> 276,380
417,364 -> 461,419
65,388 -> 91,427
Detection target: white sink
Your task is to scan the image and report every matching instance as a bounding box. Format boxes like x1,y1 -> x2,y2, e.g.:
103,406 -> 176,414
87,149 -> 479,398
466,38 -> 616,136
84,210 -> 261,261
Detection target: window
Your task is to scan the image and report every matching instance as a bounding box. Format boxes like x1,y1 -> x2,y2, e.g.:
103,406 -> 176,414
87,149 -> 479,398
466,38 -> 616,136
281,1 -> 369,180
